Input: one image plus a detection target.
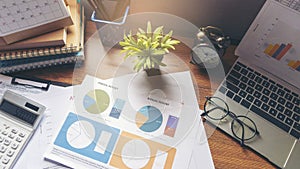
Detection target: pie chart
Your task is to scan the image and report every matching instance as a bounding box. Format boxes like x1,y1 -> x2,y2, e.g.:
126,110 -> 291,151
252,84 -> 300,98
136,105 -> 163,132
83,89 -> 110,114
66,120 -> 95,149
121,140 -> 151,168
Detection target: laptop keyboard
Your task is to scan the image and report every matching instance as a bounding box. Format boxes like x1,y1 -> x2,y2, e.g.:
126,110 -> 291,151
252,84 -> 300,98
219,61 -> 300,139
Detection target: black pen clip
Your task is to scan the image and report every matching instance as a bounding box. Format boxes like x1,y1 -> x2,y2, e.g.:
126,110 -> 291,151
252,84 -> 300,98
11,76 -> 51,91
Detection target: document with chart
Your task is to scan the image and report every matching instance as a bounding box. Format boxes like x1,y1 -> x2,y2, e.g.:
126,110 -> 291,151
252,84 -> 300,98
235,0 -> 300,87
45,71 -> 204,169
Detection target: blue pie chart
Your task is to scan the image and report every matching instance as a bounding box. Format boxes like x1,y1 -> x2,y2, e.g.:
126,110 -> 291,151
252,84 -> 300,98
135,105 -> 163,132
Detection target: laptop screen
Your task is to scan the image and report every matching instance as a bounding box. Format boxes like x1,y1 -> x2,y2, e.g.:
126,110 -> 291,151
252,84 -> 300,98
235,0 -> 300,89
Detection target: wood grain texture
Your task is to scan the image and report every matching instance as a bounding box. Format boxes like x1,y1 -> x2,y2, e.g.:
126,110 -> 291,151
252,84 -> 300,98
10,21 -> 277,169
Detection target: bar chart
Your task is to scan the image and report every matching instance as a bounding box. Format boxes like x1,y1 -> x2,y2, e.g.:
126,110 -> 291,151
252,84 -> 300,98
263,43 -> 300,72
288,60 -> 300,71
255,14 -> 300,73
263,43 -> 293,60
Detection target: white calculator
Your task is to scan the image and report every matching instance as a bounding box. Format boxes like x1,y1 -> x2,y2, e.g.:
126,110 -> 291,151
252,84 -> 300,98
0,90 -> 45,169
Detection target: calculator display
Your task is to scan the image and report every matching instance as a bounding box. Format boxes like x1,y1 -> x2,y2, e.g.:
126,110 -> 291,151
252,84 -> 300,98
0,99 -> 38,126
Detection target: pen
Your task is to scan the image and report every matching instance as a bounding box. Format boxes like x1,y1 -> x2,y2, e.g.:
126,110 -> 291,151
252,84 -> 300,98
6,74 -> 71,88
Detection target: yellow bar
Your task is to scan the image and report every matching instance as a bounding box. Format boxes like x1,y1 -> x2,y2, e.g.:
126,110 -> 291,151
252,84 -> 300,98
292,61 -> 300,69
288,60 -> 296,67
264,44 -> 274,55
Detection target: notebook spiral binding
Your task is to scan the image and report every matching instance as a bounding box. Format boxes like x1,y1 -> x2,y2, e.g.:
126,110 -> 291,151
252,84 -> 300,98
0,45 -> 81,61
0,44 -> 83,73
0,51 -> 83,73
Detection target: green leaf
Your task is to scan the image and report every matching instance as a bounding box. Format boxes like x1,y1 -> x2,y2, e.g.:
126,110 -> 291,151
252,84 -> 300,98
123,33 -> 129,41
167,30 -> 173,37
146,56 -> 151,68
137,33 -> 147,40
169,40 -> 180,45
138,28 -> 145,34
153,26 -> 163,34
165,44 -> 176,50
164,48 -> 169,53
134,57 -> 146,71
161,30 -> 174,44
161,35 -> 169,44
151,42 -> 159,49
147,21 -> 152,34
119,41 -> 130,46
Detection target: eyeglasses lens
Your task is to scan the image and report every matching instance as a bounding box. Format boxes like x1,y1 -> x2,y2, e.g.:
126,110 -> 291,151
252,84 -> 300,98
204,97 -> 229,120
231,116 -> 257,141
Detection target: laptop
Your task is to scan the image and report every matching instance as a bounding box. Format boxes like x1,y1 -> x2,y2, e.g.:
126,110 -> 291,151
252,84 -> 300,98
208,0 -> 300,168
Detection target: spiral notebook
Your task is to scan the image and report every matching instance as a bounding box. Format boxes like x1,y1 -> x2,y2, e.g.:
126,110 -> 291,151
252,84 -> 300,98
0,0 -> 84,73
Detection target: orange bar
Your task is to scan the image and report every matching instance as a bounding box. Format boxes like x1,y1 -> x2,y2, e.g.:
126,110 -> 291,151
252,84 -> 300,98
268,44 -> 280,56
288,60 -> 296,67
276,43 -> 292,60
264,44 -> 274,55
292,61 -> 300,69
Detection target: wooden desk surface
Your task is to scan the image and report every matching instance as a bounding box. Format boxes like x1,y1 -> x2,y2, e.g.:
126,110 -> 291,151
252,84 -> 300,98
10,21 -> 276,169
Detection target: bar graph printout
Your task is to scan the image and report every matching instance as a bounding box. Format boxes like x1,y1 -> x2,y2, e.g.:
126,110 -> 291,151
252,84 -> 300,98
258,19 -> 300,72
236,0 -> 300,87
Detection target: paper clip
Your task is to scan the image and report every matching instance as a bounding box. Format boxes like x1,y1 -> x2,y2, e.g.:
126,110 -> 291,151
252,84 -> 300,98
11,76 -> 51,91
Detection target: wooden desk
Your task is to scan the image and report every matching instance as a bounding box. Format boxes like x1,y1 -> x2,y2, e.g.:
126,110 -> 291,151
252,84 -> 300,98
10,21 -> 276,169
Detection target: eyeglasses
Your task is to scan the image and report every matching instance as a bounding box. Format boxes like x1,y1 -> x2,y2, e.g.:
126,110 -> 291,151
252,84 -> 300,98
201,96 -> 259,146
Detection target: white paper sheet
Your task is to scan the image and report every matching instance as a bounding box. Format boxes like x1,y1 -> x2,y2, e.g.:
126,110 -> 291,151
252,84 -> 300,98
188,112 -> 215,169
45,71 -> 214,169
0,74 -> 73,169
14,87 -> 74,169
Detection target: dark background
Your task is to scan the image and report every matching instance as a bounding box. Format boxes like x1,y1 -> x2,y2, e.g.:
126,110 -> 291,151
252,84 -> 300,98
83,0 -> 266,44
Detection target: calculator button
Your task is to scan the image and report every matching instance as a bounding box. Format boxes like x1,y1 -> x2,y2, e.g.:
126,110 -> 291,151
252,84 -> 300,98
11,143 -> 18,150
3,124 -> 9,130
18,133 -> 25,138
2,157 -> 10,164
8,134 -> 14,140
6,150 -> 14,157
3,139 -> 10,147
11,129 -> 18,134
16,137 -> 22,143
1,131 -> 7,136
0,146 -> 7,153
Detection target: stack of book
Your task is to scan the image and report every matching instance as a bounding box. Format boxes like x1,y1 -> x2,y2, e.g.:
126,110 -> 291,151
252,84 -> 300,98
0,0 -> 85,73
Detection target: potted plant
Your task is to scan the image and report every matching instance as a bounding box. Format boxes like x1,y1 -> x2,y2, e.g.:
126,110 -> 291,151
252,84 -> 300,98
119,21 -> 180,73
